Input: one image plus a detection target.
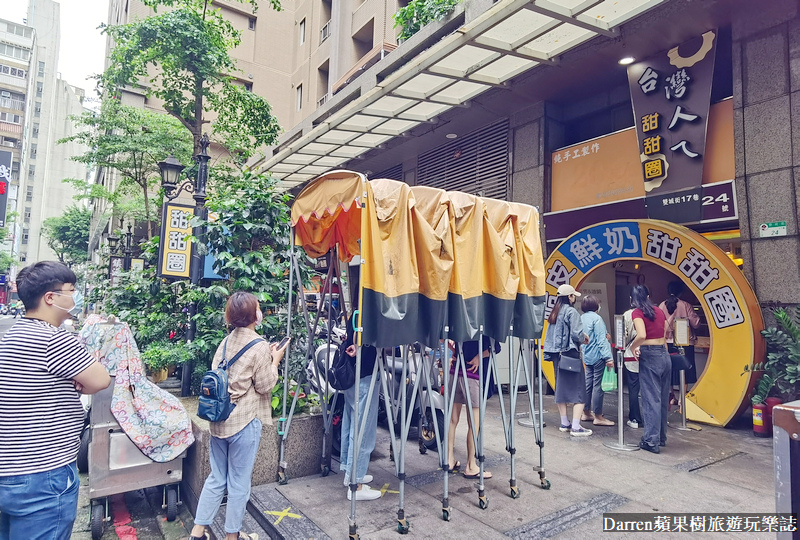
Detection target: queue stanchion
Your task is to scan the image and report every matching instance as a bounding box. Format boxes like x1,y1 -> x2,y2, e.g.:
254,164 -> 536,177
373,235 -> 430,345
669,345 -> 702,432
603,349 -> 639,452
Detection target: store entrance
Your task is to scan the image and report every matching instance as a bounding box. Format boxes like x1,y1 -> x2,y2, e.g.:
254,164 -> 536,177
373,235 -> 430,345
541,219 -> 763,427
576,260 -> 709,386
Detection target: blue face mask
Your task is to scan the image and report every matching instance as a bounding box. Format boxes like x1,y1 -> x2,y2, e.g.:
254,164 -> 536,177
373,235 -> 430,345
53,290 -> 83,317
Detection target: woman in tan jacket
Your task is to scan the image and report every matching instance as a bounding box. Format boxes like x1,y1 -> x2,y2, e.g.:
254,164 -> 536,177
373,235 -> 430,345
190,292 -> 288,540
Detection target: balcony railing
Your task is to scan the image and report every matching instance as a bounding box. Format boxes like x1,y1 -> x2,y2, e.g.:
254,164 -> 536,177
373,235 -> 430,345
0,73 -> 26,89
320,20 -> 331,44
0,121 -> 22,134
0,97 -> 24,111
332,42 -> 397,94
317,93 -> 330,108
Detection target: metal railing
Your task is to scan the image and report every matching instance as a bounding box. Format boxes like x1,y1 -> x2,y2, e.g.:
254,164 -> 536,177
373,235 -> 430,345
320,20 -> 331,43
0,97 -> 24,110
317,93 -> 330,108
0,73 -> 26,88
0,121 -> 22,134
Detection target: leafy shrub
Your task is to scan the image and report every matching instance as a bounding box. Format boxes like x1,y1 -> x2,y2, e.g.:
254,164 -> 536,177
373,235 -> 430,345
751,306 -> 800,404
394,0 -> 460,42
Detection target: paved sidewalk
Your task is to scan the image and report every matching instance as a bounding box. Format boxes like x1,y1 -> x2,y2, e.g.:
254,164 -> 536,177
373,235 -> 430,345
214,391 -> 776,539
71,390 -> 776,539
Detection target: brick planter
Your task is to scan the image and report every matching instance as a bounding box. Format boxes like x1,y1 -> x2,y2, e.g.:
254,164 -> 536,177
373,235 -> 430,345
178,397 -> 324,515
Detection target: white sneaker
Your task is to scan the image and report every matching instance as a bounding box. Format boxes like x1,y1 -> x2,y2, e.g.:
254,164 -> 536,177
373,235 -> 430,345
626,420 -> 640,429
343,474 -> 373,486
347,484 -> 382,501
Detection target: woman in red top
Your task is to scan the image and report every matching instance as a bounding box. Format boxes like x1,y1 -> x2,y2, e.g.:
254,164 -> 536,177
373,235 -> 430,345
629,285 -> 670,454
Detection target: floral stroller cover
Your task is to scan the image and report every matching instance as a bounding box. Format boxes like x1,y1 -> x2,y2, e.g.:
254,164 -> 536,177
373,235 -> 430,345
79,314 -> 195,462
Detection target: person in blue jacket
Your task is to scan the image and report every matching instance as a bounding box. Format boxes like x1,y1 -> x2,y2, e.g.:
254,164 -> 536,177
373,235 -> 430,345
580,295 -> 615,427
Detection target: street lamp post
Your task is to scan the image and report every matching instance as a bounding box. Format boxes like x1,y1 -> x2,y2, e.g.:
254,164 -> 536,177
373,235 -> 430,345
123,224 -> 133,270
159,133 -> 211,397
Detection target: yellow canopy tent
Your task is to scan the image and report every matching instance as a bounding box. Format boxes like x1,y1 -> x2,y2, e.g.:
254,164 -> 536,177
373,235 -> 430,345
291,170 -> 547,347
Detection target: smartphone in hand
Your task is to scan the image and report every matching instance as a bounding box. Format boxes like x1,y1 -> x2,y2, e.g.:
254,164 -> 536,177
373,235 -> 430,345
277,336 -> 290,350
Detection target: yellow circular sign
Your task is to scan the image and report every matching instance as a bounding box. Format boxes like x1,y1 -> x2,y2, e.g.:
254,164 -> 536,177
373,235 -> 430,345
542,219 -> 764,426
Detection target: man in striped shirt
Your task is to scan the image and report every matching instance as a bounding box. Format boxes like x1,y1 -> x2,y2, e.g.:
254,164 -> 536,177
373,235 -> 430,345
0,261 -> 110,540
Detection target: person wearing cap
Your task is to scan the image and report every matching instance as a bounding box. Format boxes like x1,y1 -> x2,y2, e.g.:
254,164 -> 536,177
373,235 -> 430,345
543,284 -> 592,437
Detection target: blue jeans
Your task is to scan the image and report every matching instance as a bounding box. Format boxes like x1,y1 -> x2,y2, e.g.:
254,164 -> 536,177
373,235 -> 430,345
584,361 -> 608,415
340,376 -> 379,484
0,462 -> 79,540
639,345 -> 671,447
194,418 -> 262,534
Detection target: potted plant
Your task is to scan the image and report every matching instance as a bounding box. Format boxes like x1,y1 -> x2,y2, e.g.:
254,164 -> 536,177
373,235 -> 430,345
142,341 -> 193,383
747,306 -> 800,436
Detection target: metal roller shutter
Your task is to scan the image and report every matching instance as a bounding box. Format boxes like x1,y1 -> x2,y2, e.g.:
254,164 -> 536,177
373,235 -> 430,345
375,164 -> 403,181
417,119 -> 509,199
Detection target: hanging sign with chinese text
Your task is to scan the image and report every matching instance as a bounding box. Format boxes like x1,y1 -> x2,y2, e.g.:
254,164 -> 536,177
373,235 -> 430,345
158,203 -> 194,279
541,219 -> 764,428
0,150 -> 11,228
627,30 -> 717,221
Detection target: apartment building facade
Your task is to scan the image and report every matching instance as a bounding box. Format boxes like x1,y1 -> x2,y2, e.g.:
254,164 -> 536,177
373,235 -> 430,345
0,19 -> 34,267
0,0 -> 89,268
93,0 -> 404,252
109,0 -> 403,127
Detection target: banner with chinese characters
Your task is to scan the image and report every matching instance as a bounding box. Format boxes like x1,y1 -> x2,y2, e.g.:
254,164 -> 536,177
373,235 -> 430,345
109,256 -> 125,287
541,219 -> 764,427
627,30 -> 717,219
0,150 -> 11,228
158,203 -> 194,279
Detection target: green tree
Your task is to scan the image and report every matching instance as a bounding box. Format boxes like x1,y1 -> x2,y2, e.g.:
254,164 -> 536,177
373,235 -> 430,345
42,206 -> 92,265
60,100 -> 193,239
0,252 -> 15,273
101,0 -> 282,159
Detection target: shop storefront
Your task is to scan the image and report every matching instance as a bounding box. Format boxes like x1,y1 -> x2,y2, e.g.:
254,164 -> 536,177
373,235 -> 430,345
258,0 -> 800,425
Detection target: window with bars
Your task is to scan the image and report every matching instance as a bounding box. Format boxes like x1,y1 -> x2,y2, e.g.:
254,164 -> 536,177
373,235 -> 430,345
0,65 -> 26,78
26,185 -> 33,202
38,61 -> 44,76
416,119 -> 510,200
23,207 -> 31,223
36,81 -> 43,97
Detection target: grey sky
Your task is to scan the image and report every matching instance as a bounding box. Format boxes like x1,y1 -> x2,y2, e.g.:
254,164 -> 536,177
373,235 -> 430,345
2,0 -> 109,94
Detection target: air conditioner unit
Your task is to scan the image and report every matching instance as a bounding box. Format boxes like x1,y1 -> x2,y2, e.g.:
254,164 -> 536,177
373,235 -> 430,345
0,91 -> 10,98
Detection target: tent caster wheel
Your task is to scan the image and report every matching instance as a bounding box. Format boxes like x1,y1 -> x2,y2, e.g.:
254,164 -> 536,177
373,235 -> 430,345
442,508 -> 451,521
348,533 -> 358,540
540,479 -> 551,490
397,519 -> 410,534
419,444 -> 428,455
510,486 -> 520,499
478,496 -> 489,509
278,471 -> 288,485
321,465 -> 330,477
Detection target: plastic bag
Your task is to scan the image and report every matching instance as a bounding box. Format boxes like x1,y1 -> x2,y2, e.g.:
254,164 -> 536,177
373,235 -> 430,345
601,366 -> 618,392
